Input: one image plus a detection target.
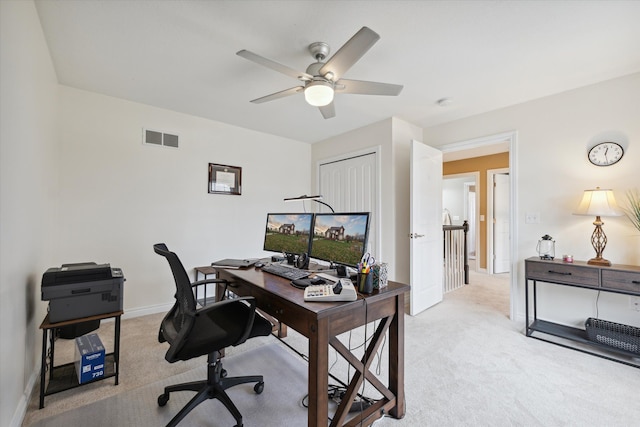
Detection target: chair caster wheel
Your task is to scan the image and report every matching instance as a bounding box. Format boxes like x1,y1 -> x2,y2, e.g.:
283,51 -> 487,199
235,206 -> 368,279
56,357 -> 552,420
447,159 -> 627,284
254,381 -> 264,394
221,368 -> 227,378
158,393 -> 169,407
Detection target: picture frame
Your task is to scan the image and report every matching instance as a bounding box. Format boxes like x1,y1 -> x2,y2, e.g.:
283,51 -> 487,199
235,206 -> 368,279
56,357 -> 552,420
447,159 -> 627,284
208,163 -> 242,195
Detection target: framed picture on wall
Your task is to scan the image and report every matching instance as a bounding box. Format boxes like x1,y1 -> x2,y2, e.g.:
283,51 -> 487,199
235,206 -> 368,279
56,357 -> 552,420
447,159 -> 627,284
208,163 -> 242,195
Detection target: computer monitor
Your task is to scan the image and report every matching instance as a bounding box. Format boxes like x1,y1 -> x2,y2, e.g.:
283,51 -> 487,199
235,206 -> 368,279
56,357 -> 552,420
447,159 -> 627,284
310,212 -> 370,267
263,213 -> 313,255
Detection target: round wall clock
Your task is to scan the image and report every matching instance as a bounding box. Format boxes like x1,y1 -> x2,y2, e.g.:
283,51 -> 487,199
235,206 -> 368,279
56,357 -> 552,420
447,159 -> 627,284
588,142 -> 624,166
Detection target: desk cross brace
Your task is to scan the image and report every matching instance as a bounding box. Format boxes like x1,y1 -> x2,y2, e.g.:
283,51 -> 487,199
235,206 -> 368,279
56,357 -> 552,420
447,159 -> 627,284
329,315 -> 396,427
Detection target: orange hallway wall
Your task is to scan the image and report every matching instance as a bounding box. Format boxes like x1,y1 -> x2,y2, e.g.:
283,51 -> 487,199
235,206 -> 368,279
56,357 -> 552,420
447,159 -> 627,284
443,152 -> 509,270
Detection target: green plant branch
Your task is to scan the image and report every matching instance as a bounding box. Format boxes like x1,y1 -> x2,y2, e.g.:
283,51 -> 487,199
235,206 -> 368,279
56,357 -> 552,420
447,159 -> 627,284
625,189 -> 640,232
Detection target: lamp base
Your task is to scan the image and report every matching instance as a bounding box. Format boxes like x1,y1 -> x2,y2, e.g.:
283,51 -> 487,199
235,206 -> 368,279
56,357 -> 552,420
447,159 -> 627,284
587,257 -> 611,267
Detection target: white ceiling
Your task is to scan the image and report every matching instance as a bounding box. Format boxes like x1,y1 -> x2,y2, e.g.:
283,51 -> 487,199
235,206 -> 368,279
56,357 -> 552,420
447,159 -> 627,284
34,0 -> 640,144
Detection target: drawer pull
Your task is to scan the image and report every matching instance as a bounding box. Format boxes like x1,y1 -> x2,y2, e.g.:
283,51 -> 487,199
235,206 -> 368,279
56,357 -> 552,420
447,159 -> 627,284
548,270 -> 572,276
633,280 -> 640,284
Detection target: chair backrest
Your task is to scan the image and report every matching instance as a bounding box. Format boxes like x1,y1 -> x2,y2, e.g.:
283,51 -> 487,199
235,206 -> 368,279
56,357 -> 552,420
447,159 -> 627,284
153,243 -> 197,334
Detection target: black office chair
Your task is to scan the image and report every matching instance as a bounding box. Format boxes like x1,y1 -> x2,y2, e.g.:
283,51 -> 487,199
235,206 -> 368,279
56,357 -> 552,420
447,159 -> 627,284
153,243 -> 272,427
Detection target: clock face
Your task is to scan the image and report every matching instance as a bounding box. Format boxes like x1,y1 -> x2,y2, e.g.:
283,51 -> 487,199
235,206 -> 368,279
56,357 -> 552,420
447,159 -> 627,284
588,142 -> 624,166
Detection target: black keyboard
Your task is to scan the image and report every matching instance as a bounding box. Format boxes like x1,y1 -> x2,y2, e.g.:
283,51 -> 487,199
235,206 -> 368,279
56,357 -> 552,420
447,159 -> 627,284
261,264 -> 310,280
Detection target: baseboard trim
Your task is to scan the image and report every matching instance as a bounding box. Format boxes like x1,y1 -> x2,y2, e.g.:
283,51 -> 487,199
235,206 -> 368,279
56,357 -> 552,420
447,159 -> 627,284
121,302 -> 174,320
11,369 -> 38,427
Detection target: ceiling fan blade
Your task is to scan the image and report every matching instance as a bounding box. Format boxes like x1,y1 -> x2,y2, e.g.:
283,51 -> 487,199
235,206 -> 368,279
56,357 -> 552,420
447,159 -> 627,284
319,102 -> 335,119
250,86 -> 303,104
319,27 -> 380,81
237,50 -> 312,81
336,79 -> 403,96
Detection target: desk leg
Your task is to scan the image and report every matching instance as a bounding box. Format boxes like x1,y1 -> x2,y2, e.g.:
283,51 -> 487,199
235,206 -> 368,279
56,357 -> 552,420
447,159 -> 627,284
39,328 -> 48,409
389,294 -> 406,419
308,317 -> 329,427
114,315 -> 121,385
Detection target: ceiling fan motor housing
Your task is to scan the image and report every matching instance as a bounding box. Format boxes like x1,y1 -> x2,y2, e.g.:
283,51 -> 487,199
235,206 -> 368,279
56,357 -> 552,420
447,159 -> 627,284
308,42 -> 330,61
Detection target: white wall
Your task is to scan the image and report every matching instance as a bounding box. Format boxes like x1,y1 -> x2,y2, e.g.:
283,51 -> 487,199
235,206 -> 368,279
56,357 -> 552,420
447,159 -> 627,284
0,1 -> 59,425
424,72 -> 640,328
1,4 -> 311,424
390,118 -> 424,285
57,86 -> 311,314
443,176 -> 470,225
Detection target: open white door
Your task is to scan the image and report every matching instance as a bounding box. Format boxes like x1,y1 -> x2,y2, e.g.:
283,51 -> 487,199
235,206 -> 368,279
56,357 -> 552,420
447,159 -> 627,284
410,140 -> 443,315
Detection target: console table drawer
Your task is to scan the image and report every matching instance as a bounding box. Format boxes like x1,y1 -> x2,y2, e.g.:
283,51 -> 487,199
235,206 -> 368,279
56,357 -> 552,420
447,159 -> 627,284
601,270 -> 640,294
526,261 -> 599,287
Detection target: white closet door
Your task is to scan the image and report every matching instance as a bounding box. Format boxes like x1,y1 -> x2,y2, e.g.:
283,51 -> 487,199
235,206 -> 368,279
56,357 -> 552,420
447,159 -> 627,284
319,152 -> 378,257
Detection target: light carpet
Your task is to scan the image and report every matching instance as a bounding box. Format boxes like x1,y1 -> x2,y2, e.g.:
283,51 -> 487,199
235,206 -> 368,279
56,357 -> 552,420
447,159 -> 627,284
30,344 -> 311,427
25,270 -> 640,427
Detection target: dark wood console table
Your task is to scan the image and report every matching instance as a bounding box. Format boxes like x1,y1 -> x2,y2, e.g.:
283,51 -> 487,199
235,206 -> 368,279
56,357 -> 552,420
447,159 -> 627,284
39,311 -> 122,408
525,257 -> 640,368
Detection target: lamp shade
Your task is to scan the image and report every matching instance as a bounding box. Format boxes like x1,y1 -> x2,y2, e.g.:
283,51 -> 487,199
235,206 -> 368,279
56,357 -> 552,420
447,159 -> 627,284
284,194 -> 335,212
574,187 -> 623,217
304,81 -> 334,107
283,194 -> 323,202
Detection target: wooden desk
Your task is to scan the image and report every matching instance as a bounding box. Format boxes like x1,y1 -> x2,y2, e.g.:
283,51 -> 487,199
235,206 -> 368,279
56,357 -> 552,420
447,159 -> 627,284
215,267 -> 409,427
39,311 -> 122,408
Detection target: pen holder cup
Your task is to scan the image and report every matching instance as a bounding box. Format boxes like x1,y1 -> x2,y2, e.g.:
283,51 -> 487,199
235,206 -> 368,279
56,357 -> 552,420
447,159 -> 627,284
371,263 -> 388,289
357,272 -> 373,294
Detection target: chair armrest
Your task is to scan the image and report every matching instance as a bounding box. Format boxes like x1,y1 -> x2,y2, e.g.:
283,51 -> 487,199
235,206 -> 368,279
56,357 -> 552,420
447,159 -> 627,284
191,278 -> 228,288
191,278 -> 233,301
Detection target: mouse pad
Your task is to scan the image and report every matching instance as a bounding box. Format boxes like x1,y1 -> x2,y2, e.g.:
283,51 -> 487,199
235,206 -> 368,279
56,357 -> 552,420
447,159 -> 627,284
291,278 -> 312,289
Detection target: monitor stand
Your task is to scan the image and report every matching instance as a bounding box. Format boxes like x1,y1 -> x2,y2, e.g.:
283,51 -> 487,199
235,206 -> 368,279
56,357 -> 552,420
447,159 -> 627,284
334,265 -> 348,277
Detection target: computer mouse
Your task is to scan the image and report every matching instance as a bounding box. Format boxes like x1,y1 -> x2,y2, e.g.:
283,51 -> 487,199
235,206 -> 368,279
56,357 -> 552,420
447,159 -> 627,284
310,277 -> 326,285
255,262 -> 264,268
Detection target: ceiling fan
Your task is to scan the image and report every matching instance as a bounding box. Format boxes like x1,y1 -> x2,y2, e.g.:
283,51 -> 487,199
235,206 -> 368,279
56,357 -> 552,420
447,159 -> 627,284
236,27 -> 403,119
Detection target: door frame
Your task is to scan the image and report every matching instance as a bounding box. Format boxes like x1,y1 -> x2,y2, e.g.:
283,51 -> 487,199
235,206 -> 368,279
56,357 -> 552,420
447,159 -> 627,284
487,168 -> 510,274
439,131 -> 518,320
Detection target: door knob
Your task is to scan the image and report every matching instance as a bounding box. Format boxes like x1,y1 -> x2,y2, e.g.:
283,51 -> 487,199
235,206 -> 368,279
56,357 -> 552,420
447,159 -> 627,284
409,233 -> 425,238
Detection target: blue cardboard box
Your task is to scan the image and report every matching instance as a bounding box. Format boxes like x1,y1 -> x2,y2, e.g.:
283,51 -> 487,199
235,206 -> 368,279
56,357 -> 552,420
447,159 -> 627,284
75,333 -> 105,383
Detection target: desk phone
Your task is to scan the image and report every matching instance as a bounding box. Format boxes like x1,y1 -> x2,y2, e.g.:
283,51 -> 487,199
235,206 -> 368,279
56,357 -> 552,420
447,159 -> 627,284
304,279 -> 357,302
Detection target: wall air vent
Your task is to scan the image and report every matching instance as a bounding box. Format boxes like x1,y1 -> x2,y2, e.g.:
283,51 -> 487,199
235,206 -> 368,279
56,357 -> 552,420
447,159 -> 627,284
143,128 -> 179,148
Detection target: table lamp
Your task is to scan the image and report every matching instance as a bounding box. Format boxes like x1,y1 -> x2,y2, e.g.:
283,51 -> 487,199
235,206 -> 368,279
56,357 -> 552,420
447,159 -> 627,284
573,187 -> 623,266
284,194 -> 335,212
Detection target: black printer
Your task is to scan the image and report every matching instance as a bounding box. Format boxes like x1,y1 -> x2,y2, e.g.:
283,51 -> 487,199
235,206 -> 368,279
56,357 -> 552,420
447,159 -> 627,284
41,262 -> 124,323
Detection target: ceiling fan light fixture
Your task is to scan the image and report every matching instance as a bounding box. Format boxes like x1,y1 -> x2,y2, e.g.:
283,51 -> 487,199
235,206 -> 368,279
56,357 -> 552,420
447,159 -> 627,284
304,80 -> 334,107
